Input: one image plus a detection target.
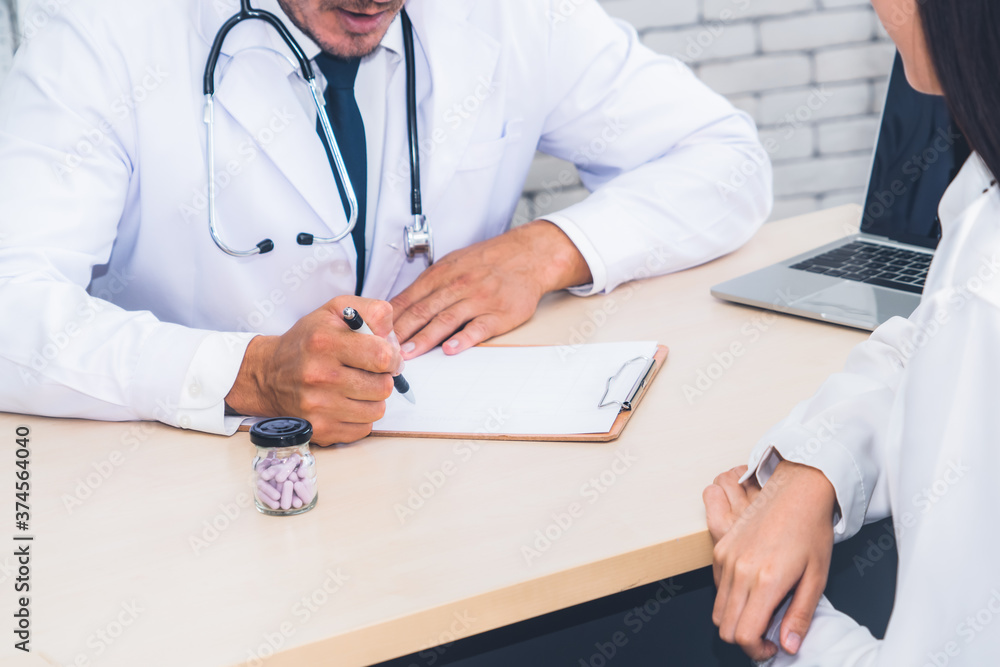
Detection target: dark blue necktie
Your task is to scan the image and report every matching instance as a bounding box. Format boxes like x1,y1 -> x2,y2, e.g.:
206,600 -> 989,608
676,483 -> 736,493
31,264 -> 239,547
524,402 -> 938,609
315,54 -> 367,295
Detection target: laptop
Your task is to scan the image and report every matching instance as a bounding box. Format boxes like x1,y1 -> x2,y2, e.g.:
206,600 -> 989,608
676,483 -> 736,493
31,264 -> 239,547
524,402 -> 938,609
711,53 -> 971,331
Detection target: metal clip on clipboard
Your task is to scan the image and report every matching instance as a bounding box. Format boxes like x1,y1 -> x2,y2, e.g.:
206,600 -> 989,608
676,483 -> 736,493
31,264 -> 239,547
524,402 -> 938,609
597,356 -> 657,412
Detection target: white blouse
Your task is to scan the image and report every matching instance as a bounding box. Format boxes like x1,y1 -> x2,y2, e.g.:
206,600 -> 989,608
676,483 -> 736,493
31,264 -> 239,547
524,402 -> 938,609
744,153 -> 1000,665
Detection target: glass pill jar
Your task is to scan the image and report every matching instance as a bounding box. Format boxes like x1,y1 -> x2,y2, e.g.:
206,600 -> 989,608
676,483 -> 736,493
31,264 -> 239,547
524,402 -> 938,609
250,418 -> 318,516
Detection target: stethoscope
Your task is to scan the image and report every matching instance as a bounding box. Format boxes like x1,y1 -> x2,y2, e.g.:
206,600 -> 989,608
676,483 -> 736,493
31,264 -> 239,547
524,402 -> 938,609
202,1 -> 434,263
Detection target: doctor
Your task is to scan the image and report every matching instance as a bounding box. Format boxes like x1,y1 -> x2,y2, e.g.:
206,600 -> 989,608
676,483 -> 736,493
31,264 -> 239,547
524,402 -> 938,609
0,0 -> 771,444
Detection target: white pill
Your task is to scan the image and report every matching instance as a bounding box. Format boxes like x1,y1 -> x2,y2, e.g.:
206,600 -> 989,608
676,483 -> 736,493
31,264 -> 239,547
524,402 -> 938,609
256,479 -> 281,502
280,480 -> 294,510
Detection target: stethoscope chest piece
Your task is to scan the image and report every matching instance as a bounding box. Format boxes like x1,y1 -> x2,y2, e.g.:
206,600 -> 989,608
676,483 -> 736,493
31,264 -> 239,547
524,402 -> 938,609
404,215 -> 434,264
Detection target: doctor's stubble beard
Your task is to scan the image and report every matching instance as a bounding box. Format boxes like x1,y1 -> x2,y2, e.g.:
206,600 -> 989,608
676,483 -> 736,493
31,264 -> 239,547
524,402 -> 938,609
277,0 -> 407,59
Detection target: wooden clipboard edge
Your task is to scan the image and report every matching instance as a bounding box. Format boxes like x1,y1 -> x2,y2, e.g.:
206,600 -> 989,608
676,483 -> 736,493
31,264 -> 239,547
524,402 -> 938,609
369,344 -> 669,443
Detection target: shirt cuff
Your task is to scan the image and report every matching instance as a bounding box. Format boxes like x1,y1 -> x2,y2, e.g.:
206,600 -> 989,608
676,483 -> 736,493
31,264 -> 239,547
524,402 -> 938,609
132,328 -> 257,436
540,213 -> 608,296
741,424 -> 867,538
180,332 -> 259,435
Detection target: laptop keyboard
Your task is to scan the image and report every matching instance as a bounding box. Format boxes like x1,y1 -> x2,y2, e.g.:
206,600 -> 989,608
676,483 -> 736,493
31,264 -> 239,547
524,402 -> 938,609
789,241 -> 932,295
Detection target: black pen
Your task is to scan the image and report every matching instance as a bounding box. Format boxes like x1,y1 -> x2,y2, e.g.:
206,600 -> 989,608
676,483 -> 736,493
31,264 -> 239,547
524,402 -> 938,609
342,307 -> 416,405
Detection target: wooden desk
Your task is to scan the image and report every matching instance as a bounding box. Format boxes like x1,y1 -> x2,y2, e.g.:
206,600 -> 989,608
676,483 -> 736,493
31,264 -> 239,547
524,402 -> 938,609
3,207 -> 868,667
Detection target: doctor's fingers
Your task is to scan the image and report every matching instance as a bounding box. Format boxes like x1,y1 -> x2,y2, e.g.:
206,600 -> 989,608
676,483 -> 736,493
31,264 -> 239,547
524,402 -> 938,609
326,330 -> 403,376
325,296 -> 396,338
300,363 -> 395,403
303,395 -> 389,446
309,418 -> 377,447
445,314 -> 512,354
390,279 -> 465,350
392,297 -> 483,359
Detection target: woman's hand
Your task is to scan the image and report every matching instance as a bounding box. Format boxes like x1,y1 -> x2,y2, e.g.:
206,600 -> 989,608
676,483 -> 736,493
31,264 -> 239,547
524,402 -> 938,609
703,461 -> 837,662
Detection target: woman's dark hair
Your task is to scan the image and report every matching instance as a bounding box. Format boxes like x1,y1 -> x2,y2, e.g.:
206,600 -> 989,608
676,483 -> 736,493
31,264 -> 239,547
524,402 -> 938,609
919,0 -> 1000,181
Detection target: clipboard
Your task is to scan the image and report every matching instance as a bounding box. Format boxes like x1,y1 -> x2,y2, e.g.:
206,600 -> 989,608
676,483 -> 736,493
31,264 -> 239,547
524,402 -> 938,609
237,344 -> 668,443
371,344 -> 669,443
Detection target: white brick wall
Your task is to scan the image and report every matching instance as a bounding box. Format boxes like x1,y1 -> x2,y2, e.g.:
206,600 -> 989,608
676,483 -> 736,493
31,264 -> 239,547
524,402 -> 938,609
0,0 -> 893,225
521,0 -> 895,224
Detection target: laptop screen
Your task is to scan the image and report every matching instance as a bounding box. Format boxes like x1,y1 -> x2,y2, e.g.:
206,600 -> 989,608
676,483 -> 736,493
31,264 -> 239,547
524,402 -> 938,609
860,53 -> 971,249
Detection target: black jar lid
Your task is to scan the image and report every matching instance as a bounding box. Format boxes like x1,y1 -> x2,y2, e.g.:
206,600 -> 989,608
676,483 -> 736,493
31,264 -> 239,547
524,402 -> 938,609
250,418 -> 313,448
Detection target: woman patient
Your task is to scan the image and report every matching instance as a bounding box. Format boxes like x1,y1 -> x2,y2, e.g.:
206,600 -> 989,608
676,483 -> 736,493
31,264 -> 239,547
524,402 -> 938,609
703,0 -> 1000,663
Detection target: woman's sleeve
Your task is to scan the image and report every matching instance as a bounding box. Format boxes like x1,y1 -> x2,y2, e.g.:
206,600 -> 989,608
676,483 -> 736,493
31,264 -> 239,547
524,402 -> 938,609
764,291 -> 1000,665
741,314 -> 917,540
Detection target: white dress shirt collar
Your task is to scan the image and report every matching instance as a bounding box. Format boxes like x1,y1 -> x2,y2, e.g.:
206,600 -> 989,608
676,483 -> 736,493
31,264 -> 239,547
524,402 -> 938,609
939,152 -> 997,226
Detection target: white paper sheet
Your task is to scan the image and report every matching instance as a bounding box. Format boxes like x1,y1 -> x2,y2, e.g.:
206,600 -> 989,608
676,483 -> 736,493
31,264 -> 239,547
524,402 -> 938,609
374,341 -> 659,436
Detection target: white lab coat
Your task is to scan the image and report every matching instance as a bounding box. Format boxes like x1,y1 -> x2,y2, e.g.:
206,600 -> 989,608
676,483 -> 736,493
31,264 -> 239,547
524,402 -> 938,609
744,154 -> 1000,664
0,0 -> 770,434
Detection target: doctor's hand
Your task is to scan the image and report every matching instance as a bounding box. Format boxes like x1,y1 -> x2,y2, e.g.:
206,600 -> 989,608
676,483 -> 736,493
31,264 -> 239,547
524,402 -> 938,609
225,297 -> 403,446
391,220 -> 592,358
704,462 -> 837,663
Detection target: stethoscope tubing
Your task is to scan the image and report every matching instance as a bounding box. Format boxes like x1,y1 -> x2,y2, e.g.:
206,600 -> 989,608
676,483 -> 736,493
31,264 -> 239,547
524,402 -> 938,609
202,1 -> 424,260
